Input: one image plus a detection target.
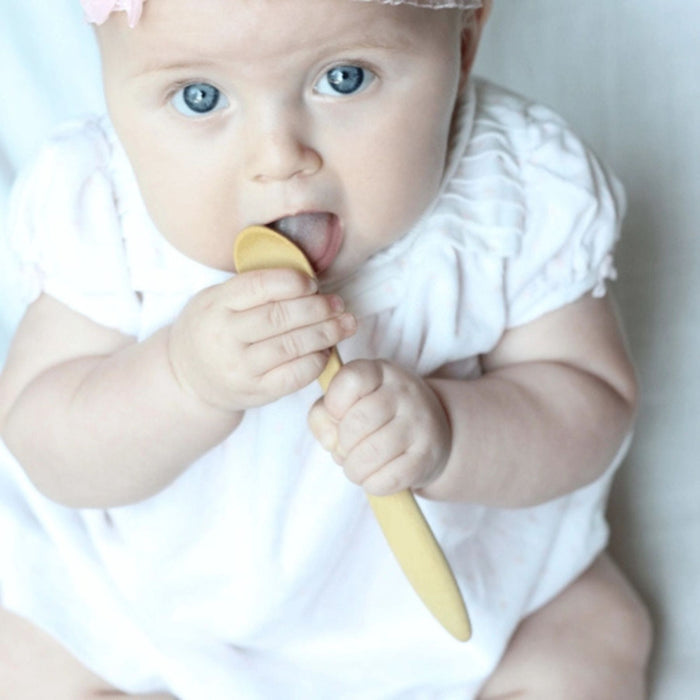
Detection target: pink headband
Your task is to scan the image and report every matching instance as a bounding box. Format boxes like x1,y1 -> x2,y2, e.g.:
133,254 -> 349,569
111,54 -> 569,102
81,0 -> 482,28
81,0 -> 144,27
353,1 -> 481,7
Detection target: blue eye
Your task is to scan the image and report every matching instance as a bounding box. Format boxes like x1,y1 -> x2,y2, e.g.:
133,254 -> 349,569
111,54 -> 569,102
172,82 -> 229,116
316,65 -> 374,96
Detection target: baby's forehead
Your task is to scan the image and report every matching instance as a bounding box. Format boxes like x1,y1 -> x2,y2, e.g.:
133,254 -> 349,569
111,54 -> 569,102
97,0 -> 456,74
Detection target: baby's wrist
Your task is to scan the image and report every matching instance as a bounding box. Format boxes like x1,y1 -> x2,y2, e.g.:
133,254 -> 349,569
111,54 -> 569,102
163,326 -> 245,419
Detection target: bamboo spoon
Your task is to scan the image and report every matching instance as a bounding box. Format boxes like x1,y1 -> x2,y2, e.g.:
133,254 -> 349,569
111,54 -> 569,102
234,225 -> 471,641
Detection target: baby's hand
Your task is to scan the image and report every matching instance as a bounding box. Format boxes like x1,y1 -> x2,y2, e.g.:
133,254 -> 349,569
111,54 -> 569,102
168,269 -> 356,412
308,360 -> 451,495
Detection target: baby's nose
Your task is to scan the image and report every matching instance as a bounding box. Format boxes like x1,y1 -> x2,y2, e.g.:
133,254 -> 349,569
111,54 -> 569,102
244,113 -> 322,183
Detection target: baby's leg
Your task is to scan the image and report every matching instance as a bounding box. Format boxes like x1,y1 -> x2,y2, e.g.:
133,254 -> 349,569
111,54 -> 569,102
0,606 -> 174,699
479,553 -> 652,699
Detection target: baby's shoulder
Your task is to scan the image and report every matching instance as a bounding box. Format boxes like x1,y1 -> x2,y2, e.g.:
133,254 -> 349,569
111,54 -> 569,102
468,78 -> 601,186
29,116 -> 114,180
472,78 -> 564,120
471,78 -> 571,144
462,79 -> 624,208
8,115 -> 122,242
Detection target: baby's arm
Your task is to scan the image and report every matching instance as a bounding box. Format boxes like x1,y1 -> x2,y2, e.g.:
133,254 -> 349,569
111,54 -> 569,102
423,293 -> 636,505
309,293 -> 636,507
0,270 -> 354,508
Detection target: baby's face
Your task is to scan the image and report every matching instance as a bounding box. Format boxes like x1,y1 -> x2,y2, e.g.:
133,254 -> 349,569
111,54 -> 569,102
98,0 -> 473,281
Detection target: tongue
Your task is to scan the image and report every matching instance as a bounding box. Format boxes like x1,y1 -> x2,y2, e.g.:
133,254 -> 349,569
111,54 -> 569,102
270,213 -> 334,269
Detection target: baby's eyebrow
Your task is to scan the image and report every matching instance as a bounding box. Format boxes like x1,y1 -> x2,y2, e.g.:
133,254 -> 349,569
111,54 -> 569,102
133,26 -> 412,78
335,36 -> 412,52
136,58 -> 218,77
325,28 -> 415,55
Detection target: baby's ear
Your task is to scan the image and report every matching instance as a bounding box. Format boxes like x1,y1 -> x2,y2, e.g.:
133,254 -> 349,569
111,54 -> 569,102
458,3 -> 491,88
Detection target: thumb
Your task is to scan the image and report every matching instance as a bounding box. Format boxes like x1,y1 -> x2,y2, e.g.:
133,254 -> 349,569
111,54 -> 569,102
308,398 -> 339,452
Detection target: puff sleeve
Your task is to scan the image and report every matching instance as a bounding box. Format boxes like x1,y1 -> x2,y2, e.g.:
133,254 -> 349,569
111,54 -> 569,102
504,103 -> 626,328
7,119 -> 141,336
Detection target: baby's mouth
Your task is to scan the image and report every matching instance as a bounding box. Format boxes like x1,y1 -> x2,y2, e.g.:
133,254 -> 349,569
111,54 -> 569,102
268,212 -> 342,275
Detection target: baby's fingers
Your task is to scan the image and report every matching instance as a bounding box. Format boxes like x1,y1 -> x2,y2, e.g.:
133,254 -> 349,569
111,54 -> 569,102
250,313 -> 356,376
308,399 -> 339,452
224,268 -> 318,311
323,359 -> 385,420
237,293 -> 347,344
258,352 -> 339,399
341,423 -> 414,495
360,454 -> 424,496
334,388 -> 395,458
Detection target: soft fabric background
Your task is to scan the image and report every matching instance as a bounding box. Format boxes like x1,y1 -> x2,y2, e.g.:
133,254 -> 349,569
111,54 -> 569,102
0,1 -> 697,696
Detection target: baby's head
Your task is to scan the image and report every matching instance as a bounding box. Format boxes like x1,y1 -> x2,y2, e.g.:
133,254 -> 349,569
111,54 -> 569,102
87,0 -> 490,279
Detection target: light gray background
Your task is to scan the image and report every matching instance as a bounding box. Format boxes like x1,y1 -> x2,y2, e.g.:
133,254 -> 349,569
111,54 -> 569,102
474,2 -> 699,696
1,1 -> 698,696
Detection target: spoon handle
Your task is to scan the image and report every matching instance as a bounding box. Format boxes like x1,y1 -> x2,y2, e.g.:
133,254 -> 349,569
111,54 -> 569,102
317,346 -> 470,641
234,226 -> 470,640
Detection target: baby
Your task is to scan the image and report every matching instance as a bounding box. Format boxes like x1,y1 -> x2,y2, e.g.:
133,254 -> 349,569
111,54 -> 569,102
0,0 -> 651,697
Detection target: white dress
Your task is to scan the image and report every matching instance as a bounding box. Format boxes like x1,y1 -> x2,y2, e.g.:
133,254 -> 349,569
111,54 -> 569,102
0,79 -> 627,698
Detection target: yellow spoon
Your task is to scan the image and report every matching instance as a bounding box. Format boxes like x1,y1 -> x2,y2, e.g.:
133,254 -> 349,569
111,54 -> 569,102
234,225 -> 471,641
